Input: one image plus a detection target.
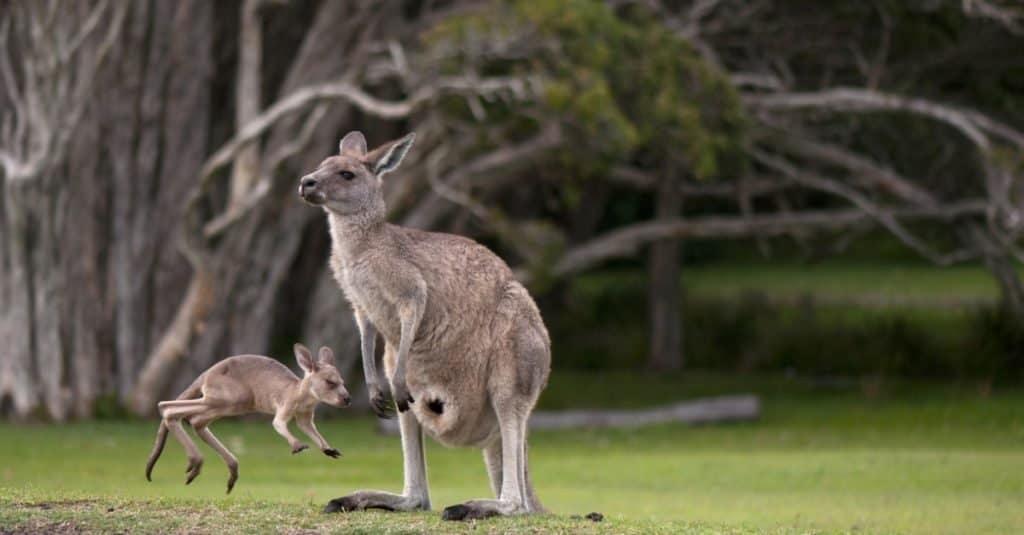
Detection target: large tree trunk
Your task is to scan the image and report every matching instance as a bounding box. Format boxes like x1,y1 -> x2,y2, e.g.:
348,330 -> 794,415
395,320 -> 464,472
647,175 -> 684,372
107,1 -> 214,406
129,1 -> 383,414
0,183 -> 42,418
224,0 -> 385,360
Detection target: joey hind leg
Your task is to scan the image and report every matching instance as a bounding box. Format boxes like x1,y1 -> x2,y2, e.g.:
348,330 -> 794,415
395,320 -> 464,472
324,410 -> 430,513
157,400 -> 208,485
190,412 -> 239,494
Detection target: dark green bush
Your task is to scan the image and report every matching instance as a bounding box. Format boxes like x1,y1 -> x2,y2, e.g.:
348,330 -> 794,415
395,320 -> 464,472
546,275 -> 1022,382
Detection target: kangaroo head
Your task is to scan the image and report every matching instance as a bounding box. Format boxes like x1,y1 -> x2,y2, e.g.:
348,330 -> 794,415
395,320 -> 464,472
298,131 -> 415,216
293,343 -> 351,408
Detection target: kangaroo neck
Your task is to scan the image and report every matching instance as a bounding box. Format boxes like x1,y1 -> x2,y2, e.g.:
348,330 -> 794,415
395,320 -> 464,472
291,376 -> 317,409
327,207 -> 386,260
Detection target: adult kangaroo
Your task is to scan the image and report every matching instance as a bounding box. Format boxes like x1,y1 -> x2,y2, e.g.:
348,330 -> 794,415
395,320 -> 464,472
299,131 -> 551,520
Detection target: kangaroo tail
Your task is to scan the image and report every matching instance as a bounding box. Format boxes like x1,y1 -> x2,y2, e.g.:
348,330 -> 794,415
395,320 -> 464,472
146,374 -> 205,481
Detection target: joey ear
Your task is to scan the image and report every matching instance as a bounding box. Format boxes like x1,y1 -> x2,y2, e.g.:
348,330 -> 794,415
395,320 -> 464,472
317,346 -> 336,368
364,132 -> 415,177
294,343 -> 317,374
339,131 -> 367,156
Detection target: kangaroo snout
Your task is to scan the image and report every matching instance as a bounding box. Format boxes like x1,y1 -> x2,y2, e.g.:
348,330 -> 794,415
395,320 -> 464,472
298,175 -> 324,204
334,391 -> 352,408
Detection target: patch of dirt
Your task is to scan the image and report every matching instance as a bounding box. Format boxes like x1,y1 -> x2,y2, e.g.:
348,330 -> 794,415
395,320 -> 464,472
21,500 -> 96,510
0,520 -> 86,534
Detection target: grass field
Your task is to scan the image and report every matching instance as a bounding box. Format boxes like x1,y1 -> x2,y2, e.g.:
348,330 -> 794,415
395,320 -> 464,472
2,373 -> 1023,534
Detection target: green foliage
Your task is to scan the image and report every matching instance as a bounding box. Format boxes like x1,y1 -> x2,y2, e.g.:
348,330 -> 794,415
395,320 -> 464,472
427,0 -> 746,180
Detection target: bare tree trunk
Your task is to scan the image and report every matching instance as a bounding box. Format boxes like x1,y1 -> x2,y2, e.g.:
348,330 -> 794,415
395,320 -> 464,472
130,272 -> 216,411
0,184 -> 40,417
647,175 -> 684,372
107,0 -> 213,403
225,0 -> 382,358
113,0 -> 215,415
32,185 -> 72,420
229,0 -> 264,209
129,1 -> 379,414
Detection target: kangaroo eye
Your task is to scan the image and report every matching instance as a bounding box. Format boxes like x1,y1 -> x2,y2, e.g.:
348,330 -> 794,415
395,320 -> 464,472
339,170 -> 355,180
325,380 -> 338,388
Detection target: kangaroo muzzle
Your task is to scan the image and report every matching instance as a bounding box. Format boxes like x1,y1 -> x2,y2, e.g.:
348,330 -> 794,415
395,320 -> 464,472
298,175 -> 325,205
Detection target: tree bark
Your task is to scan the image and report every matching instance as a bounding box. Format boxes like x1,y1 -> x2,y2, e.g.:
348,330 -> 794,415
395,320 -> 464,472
129,271 -> 216,414
229,0 -> 265,209
647,175 -> 684,372
225,0 -> 382,360
104,0 -> 214,404
0,183 -> 41,418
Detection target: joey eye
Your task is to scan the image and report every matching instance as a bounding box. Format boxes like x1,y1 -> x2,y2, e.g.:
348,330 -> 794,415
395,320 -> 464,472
339,170 -> 355,180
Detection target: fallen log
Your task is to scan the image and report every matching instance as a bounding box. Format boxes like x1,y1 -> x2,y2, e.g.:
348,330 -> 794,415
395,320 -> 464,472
376,394 -> 760,434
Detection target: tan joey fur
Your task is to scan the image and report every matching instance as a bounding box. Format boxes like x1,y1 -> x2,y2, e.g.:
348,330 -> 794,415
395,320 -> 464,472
145,344 -> 350,493
299,131 -> 551,520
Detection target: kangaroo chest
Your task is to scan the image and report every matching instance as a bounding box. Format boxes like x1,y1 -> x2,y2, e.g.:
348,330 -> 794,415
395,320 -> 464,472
334,258 -> 404,344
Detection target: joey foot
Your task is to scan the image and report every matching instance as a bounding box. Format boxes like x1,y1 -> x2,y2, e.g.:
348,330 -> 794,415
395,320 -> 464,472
185,458 -> 203,485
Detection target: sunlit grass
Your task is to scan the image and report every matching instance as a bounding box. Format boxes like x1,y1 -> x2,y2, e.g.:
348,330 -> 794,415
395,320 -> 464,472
2,375 -> 1022,534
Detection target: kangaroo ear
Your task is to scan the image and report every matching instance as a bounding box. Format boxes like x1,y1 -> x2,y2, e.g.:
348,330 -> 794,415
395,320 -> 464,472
294,343 -> 317,374
317,346 -> 336,368
339,131 -> 367,156
364,132 -> 415,177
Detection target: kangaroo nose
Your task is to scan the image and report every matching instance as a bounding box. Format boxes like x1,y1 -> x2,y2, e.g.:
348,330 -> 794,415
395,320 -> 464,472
300,176 -> 318,190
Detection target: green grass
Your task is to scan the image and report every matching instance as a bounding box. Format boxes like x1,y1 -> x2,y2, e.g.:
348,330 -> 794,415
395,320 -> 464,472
2,374 -> 1023,534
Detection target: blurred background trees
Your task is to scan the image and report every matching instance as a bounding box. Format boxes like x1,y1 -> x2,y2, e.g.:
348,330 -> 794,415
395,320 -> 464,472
1,0 -> 1022,420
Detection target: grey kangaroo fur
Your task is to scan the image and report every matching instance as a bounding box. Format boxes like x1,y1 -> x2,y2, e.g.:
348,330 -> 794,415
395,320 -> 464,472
299,131 -> 551,520
145,344 -> 350,493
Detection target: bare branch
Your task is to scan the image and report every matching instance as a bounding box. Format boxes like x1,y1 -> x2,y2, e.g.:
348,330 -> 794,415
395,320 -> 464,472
199,75 -> 540,183
550,201 -> 987,278
423,145 -> 492,223
402,123 -> 562,229
745,88 -> 1024,153
768,134 -> 937,207
606,166 -> 786,198
749,148 -> 972,265
203,104 -> 329,238
961,0 -> 1024,35
0,0 -> 127,181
